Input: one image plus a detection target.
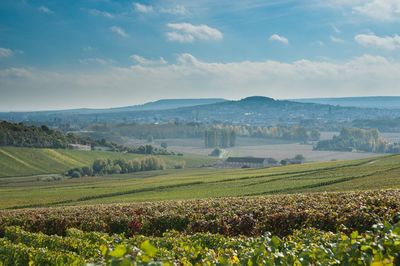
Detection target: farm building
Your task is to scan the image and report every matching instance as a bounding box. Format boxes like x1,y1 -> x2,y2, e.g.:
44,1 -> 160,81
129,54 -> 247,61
223,157 -> 278,168
68,144 -> 91,151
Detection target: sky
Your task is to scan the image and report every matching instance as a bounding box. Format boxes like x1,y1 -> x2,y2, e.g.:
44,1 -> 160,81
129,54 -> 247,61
1,0 -> 400,111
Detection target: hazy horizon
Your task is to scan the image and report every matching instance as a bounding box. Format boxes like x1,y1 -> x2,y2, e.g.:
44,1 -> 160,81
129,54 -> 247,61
1,0 -> 400,111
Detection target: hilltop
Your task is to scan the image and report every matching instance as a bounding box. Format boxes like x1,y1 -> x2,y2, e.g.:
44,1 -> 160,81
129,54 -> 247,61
293,96 -> 400,109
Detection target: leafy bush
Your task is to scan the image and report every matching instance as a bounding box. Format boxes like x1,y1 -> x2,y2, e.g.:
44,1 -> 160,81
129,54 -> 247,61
174,161 -> 186,169
65,156 -> 167,178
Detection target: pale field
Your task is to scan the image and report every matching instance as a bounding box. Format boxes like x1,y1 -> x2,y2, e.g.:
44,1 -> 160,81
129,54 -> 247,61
127,136 -> 389,162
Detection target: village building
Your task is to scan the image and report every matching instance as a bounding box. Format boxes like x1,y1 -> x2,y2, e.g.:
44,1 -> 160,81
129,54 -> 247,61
222,157 -> 278,168
68,144 -> 92,151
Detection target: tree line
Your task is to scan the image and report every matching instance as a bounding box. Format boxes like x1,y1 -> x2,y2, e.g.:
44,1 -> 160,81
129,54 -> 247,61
65,157 -> 167,178
85,122 -> 321,143
0,121 -> 90,149
315,128 -> 400,153
0,121 -> 180,156
204,128 -> 236,148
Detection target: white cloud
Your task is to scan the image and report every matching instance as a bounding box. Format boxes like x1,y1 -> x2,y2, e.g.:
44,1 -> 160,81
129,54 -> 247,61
38,6 -> 54,14
166,31 -> 194,43
355,33 -> 400,50
330,35 -> 345,43
2,54 -> 400,110
130,55 -> 167,66
166,23 -> 223,43
353,0 -> 400,22
269,34 -> 289,45
159,5 -> 188,15
133,2 -> 188,15
88,9 -> 114,18
324,0 -> 400,21
110,26 -> 128,38
79,58 -> 114,65
0,48 -> 13,58
133,3 -> 153,13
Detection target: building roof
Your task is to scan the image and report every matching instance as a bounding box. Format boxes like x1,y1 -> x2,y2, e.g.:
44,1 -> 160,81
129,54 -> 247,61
226,157 -> 267,164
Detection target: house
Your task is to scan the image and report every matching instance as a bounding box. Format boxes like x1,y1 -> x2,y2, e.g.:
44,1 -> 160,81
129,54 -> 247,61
68,144 -> 91,151
222,157 -> 278,168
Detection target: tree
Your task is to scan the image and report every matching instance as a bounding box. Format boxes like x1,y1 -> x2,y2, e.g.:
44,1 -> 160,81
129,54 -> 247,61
160,142 -> 168,149
294,154 -> 305,162
209,147 -> 223,157
70,170 -> 81,178
309,129 -> 320,141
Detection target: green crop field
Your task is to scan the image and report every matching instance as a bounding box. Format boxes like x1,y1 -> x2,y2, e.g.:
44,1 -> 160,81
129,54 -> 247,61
0,147 -> 216,178
1,146 -> 400,209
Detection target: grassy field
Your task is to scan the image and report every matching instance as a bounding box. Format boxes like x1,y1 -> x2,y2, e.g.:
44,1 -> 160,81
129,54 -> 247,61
1,150 -> 400,209
0,147 -> 216,178
146,137 -> 388,162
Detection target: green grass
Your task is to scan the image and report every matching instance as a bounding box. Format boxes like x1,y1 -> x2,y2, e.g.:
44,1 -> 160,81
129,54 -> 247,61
1,147 -> 400,209
0,147 -> 216,178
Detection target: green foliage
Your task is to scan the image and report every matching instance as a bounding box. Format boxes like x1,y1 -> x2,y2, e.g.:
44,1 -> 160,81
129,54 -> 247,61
89,122 -> 204,139
209,147 -> 223,157
127,144 -> 175,155
0,121 -> 123,151
204,128 -> 236,148
160,142 -> 168,149
65,156 -> 167,177
316,128 -> 400,153
0,121 -> 81,149
228,124 -> 321,142
1,218 -> 400,265
174,161 -> 186,169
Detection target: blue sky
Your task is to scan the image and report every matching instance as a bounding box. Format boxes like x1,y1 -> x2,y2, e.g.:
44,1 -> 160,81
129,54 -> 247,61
1,0 -> 400,111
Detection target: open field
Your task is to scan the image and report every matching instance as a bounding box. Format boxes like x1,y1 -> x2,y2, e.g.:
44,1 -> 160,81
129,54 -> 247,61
0,147 -> 216,178
1,153 -> 400,209
148,137 -> 387,162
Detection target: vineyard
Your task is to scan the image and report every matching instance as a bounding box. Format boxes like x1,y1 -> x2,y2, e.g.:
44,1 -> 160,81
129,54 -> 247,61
1,152 -> 400,264
0,147 -> 214,178
0,190 -> 400,265
1,154 -> 400,209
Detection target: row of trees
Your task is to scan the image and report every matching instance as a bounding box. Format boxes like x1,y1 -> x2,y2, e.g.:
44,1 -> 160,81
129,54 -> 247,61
65,157 -> 167,178
89,122 -> 204,139
0,121 -> 122,150
0,121 -> 84,148
225,125 -> 320,142
315,128 -> 400,153
87,122 -> 321,143
204,128 -> 236,148
126,145 -> 178,155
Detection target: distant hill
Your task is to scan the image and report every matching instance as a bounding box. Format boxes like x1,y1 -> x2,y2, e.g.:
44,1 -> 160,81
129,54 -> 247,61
111,98 -> 227,112
2,96 -> 400,126
0,98 -> 227,117
78,96 -> 400,125
292,96 -> 400,109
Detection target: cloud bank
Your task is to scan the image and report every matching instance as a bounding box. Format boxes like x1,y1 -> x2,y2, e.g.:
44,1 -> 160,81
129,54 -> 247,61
1,54 -> 399,111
